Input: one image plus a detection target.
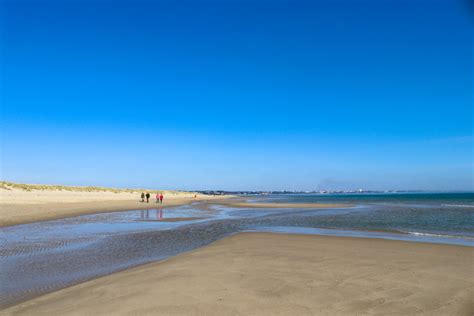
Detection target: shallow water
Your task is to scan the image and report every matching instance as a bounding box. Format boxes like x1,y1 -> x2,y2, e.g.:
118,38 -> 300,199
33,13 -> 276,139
1,194 -> 473,308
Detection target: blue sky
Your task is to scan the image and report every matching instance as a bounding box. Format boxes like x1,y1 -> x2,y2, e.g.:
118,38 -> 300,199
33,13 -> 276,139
1,0 -> 472,191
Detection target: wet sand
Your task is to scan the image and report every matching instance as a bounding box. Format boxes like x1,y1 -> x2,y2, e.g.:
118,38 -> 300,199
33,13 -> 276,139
5,233 -> 473,315
0,187 -> 228,227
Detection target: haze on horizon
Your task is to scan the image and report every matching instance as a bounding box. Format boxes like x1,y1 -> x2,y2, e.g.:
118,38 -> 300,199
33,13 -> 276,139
1,0 -> 472,192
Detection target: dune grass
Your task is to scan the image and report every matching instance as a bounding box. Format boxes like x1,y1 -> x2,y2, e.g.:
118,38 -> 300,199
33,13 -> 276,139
0,181 -> 191,195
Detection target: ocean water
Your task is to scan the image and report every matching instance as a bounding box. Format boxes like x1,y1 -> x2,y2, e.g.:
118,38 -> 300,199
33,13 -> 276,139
1,193 -> 473,308
249,193 -> 474,239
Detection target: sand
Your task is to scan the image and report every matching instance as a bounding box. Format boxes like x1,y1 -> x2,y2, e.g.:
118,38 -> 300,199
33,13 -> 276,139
4,233 -> 473,315
0,187 -> 226,227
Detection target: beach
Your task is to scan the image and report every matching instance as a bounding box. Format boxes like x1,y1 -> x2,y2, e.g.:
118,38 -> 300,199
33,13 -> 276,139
4,232 -> 473,315
3,0 -> 471,314
1,184 -> 473,315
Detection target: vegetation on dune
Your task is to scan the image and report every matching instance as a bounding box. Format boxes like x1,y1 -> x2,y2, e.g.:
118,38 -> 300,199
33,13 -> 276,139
0,181 -> 191,195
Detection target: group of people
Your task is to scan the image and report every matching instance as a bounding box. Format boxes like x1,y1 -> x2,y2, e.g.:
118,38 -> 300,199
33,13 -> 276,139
141,192 -> 164,204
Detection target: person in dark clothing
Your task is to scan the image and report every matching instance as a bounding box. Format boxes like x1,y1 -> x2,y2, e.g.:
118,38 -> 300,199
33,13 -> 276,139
145,192 -> 150,203
141,192 -> 145,202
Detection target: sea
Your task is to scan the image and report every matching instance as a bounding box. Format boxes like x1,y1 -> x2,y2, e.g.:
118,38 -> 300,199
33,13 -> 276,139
250,193 -> 474,240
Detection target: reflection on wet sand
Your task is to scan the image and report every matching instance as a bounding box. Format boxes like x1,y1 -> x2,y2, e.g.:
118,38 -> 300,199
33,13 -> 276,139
140,208 -> 162,220
139,207 -> 200,222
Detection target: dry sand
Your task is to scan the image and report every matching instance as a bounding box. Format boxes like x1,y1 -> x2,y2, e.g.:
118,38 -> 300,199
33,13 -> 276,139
0,187 -> 226,227
4,233 -> 473,315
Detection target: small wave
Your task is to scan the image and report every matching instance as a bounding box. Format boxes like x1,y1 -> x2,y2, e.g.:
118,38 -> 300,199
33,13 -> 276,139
405,231 -> 474,240
441,204 -> 474,208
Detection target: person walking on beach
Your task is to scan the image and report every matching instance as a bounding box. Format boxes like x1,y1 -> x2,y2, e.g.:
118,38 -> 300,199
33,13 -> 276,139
156,193 -> 160,203
159,193 -> 164,204
145,192 -> 150,203
141,192 -> 145,202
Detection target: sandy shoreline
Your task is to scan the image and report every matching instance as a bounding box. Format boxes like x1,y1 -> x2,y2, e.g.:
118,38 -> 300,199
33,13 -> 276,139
0,198 -> 218,227
0,199 -> 349,227
0,185 -> 348,227
0,184 -> 229,227
4,232 -> 473,315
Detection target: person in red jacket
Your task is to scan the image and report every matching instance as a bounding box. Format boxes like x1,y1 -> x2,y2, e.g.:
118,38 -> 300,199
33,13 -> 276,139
159,193 -> 164,204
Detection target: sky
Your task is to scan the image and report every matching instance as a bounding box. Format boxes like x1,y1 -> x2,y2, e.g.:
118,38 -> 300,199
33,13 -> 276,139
1,0 -> 473,191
